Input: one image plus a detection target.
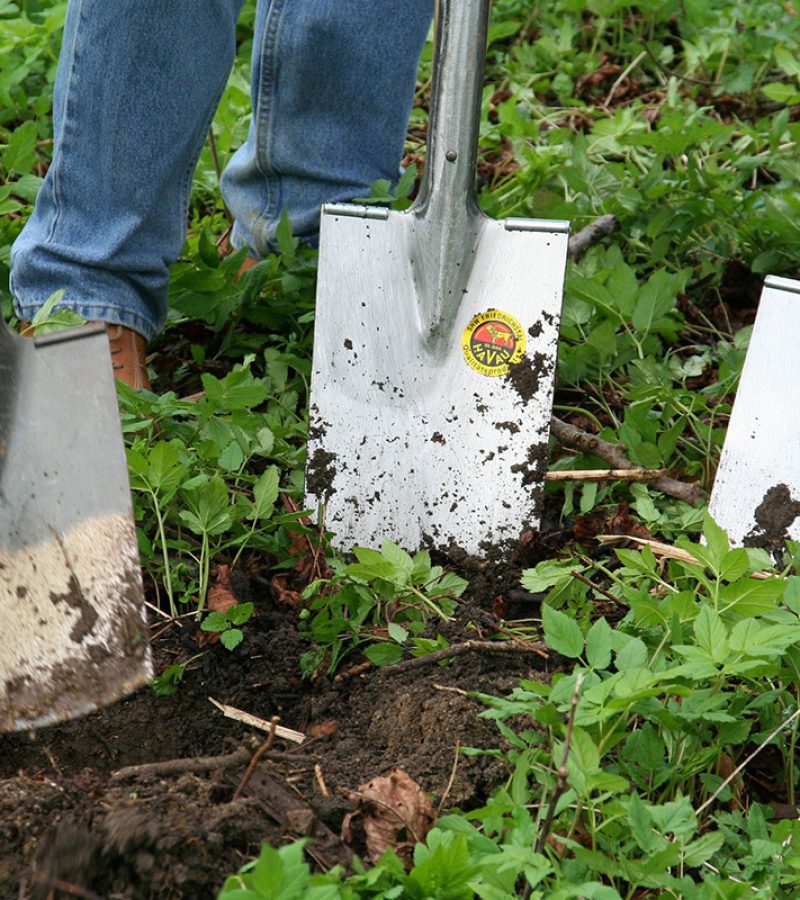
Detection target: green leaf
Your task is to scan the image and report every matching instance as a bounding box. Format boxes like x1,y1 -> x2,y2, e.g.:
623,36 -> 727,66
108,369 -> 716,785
380,540 -> 414,579
221,628 -> 244,650
202,612 -> 228,632
631,269 -> 678,335
585,617 -> 613,669
252,466 -> 280,520
702,512 -> 730,570
693,606 -> 728,664
615,637 -> 648,670
541,604 -> 584,658
3,119 -> 37,175
387,622 -> 409,644
227,602 -> 254,626
364,643 -> 405,666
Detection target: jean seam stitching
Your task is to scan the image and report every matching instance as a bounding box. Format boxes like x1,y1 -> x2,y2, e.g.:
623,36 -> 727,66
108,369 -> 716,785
176,67 -> 234,245
251,0 -> 286,239
47,0 -> 84,243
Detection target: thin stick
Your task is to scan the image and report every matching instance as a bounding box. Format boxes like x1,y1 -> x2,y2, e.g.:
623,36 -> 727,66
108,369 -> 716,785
603,50 -> 647,107
234,717 -> 279,800
209,697 -> 306,743
433,683 -> 471,698
315,763 -> 331,797
437,742 -> 461,814
524,673 -> 584,900
144,600 -> 173,621
546,467 -> 666,482
112,747 -> 250,780
567,214 -> 619,260
570,571 -> 627,608
550,416 -> 706,505
382,639 -> 549,675
207,128 -> 233,225
696,706 -> 800,817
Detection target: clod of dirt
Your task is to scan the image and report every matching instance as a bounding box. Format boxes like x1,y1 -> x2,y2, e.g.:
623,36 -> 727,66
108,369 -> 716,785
743,483 -> 800,557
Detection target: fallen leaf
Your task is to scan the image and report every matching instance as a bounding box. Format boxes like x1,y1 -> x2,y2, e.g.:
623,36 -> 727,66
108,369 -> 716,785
342,767 -> 436,865
207,564 -> 238,613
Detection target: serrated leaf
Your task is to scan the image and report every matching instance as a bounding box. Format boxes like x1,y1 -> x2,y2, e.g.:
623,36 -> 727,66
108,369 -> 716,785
387,622 -> 409,644
227,602 -> 254,626
221,628 -> 244,650
693,606 -> 728,663
202,612 -> 228,632
380,540 -> 414,578
252,466 -> 280,520
364,642 -> 405,667
585,617 -> 613,669
542,604 -> 584,658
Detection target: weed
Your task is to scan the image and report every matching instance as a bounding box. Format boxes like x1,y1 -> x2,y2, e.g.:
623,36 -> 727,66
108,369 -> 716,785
299,541 -> 467,675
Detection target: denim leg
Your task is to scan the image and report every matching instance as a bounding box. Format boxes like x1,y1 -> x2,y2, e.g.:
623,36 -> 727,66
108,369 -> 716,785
11,0 -> 244,340
222,0 -> 434,257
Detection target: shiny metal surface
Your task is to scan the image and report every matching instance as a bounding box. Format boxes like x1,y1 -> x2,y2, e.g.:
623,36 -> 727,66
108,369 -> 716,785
0,318 -> 151,731
305,0 -> 569,554
709,275 -> 800,548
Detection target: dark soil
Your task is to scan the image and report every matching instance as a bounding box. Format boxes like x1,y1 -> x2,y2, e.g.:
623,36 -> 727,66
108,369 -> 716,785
0,557 -> 553,899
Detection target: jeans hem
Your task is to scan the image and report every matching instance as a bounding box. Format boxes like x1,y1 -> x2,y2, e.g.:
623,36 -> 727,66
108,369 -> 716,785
13,299 -> 157,342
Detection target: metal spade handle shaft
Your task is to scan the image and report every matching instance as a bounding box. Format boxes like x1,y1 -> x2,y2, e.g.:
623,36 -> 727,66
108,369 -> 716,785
409,0 -> 491,339
411,0 -> 489,221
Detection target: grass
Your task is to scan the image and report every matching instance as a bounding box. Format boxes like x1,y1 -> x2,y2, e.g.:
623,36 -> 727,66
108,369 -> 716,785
5,0 -> 800,895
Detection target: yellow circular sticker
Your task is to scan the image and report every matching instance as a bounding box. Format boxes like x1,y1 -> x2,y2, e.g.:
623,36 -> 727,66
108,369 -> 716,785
461,310 -> 526,377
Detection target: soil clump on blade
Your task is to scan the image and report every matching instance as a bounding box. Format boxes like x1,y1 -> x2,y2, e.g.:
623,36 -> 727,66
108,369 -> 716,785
0,553 -> 552,899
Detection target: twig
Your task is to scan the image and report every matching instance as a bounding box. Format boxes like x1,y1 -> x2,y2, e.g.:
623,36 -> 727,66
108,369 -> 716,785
209,697 -> 306,743
567,214 -> 619,260
315,763 -> 331,797
112,747 -> 250,780
382,639 -> 549,675
524,673 -> 584,900
697,706 -> 800,817
437,742 -> 461,814
570,571 -> 628,608
546,467 -> 666,482
603,50 -> 647,107
207,128 -> 233,225
234,718 -> 279,800
550,416 -> 706,505
432,683 -> 471,698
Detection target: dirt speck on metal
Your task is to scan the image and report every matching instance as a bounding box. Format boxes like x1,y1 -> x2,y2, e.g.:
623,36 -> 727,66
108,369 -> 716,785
305,448 -> 339,501
743,483 -> 800,557
504,352 -> 551,403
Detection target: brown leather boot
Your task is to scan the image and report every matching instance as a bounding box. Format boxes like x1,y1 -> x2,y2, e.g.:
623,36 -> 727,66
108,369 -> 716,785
105,323 -> 151,391
18,321 -> 151,391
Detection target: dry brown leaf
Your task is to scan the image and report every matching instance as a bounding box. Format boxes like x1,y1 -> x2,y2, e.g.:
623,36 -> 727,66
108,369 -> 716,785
207,564 -> 238,613
342,767 -> 436,865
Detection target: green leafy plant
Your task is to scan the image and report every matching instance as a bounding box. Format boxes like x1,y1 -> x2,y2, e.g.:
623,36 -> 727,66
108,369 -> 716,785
300,540 -> 468,675
201,602 -> 254,651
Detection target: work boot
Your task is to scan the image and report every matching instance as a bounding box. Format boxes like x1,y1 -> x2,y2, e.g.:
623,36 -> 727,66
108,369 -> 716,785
105,323 -> 151,391
18,321 -> 151,391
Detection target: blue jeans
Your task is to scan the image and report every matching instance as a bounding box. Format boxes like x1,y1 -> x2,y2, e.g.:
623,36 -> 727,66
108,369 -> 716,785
10,0 -> 433,340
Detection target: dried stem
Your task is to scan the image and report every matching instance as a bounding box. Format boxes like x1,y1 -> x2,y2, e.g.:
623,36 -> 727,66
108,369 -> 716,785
382,639 -> 548,675
550,416 -> 705,505
522,673 -> 584,900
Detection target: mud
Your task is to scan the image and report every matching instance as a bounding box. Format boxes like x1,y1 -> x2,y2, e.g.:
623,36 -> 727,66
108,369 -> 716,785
743,483 -> 800,557
0,562 -> 551,898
